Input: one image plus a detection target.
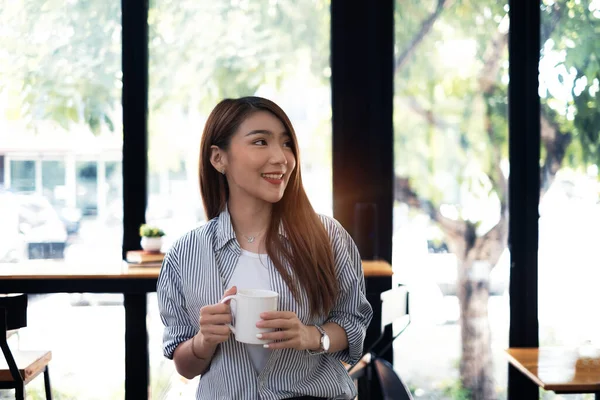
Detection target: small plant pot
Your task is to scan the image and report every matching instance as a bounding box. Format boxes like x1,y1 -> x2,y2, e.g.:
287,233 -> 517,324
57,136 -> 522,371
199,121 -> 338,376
141,237 -> 163,253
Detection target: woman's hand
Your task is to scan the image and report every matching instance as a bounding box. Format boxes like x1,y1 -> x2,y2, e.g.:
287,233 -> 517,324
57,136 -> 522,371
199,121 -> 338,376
196,286 -> 237,347
256,311 -> 320,351
173,287 -> 237,379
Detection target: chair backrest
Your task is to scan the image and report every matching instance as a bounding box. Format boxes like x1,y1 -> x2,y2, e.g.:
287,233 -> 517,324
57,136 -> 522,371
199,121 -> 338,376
349,284 -> 412,399
380,285 -> 409,331
0,293 -> 28,333
373,357 -> 414,400
365,284 -> 410,356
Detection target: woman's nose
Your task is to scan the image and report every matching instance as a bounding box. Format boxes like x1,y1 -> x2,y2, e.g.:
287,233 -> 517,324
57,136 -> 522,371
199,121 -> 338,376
269,144 -> 288,164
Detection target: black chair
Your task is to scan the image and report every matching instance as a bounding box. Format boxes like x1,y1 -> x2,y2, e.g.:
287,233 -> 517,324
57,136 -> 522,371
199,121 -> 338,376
0,294 -> 52,400
373,357 -> 413,400
349,284 -> 414,399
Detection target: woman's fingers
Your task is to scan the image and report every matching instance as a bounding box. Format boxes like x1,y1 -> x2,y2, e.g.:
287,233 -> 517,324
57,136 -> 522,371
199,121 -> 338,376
221,286 -> 237,299
200,303 -> 230,317
201,324 -> 231,337
256,318 -> 295,330
200,313 -> 232,326
195,290 -> 237,346
263,338 -> 300,350
259,311 -> 296,320
258,329 -> 293,342
255,311 -> 306,350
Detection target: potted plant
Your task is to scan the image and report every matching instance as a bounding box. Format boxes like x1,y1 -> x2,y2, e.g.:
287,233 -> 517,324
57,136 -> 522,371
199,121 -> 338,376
139,224 -> 165,252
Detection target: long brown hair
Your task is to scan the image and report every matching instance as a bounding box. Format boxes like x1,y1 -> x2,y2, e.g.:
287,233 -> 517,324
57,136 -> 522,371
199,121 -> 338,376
199,96 -> 338,317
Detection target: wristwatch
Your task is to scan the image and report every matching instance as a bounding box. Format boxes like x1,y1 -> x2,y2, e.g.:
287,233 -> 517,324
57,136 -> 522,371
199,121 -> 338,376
307,325 -> 330,355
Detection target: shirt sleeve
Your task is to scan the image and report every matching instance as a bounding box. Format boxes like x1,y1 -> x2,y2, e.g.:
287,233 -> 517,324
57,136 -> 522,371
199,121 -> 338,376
157,247 -> 197,360
325,218 -> 374,365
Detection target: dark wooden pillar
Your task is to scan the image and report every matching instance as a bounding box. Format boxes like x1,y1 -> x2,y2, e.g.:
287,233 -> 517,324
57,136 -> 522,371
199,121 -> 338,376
331,0 -> 395,370
508,0 -> 541,398
122,0 -> 149,259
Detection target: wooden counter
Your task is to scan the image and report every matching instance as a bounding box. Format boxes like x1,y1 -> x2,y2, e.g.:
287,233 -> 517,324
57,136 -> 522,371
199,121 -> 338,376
362,260 -> 393,277
506,347 -> 600,394
0,259 -> 390,280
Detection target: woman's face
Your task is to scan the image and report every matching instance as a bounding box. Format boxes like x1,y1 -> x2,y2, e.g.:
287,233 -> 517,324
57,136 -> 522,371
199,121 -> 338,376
213,111 -> 297,205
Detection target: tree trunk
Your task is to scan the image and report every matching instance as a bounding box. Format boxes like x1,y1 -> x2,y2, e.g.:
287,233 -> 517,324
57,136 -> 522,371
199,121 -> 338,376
439,216 -> 507,400
456,250 -> 496,399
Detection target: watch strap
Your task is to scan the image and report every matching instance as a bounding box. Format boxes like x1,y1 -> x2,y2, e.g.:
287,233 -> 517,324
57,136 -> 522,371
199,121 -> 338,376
307,325 -> 328,355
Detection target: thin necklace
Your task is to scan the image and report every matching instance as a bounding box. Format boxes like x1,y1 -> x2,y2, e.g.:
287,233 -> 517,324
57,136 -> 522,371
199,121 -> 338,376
239,230 -> 264,244
242,234 -> 257,243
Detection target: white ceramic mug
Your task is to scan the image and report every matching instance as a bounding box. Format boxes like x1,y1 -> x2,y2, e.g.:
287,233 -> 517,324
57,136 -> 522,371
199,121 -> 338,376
220,289 -> 279,345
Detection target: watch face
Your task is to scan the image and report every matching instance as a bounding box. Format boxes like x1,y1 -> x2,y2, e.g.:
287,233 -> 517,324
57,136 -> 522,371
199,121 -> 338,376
322,334 -> 330,351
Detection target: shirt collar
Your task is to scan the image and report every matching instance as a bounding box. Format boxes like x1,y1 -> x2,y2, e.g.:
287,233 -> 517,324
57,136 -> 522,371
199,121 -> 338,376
215,204 -> 288,251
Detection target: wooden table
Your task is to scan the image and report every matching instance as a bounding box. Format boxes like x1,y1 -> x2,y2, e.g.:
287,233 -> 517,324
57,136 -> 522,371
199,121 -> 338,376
362,260 -> 393,277
0,259 -> 388,280
507,347 -> 600,398
0,261 -> 159,400
0,259 -> 390,399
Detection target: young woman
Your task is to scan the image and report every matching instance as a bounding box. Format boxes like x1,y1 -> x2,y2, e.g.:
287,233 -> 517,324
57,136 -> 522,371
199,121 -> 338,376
157,96 -> 372,400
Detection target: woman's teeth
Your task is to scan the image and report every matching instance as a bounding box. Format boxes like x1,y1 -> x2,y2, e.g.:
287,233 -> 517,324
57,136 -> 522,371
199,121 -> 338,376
262,174 -> 283,179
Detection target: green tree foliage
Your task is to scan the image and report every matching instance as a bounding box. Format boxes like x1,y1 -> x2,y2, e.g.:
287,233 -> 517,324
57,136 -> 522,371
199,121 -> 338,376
395,0 -> 599,217
0,0 -> 122,133
541,0 -> 600,168
145,0 -> 331,174
148,0 -> 330,114
1,0 -> 330,136
1,0 -> 331,179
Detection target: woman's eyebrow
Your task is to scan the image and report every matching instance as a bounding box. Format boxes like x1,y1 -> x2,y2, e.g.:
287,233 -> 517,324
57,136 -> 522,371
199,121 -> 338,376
245,129 -> 290,138
245,129 -> 272,136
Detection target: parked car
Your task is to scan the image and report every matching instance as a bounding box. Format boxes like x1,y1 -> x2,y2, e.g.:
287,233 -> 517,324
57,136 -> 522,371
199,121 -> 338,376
0,191 -> 69,261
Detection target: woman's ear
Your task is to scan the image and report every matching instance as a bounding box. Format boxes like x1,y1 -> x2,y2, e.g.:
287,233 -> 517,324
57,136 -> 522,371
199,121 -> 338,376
210,145 -> 227,175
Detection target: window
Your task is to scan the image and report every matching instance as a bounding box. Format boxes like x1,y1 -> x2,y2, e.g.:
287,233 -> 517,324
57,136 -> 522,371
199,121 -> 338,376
1,0 -> 124,397
146,0 -> 332,394
41,160 -> 66,206
393,1 -> 509,397
537,0 -> 600,376
0,0 -> 123,265
146,0 -> 333,239
9,160 -> 36,192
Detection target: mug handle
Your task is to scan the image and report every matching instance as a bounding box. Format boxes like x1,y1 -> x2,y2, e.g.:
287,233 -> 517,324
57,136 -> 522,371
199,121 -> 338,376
220,295 -> 237,335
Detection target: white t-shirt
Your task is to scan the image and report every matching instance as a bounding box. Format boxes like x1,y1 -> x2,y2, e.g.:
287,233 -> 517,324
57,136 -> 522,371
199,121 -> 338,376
228,248 -> 272,372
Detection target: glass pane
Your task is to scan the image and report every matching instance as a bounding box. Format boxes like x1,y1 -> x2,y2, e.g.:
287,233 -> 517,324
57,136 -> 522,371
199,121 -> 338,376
538,4 -> 600,399
42,160 -> 66,206
10,160 -> 36,192
105,161 -> 123,225
76,161 -> 98,216
0,0 -> 123,264
147,0 -> 332,395
0,0 -> 124,398
147,0 -> 332,239
393,1 -> 510,398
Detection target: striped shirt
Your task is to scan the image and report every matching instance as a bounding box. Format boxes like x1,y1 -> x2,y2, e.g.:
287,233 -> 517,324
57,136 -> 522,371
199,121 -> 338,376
157,207 -> 373,399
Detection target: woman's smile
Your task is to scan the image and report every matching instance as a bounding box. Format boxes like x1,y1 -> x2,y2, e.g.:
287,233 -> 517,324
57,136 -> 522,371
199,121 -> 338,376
261,172 -> 285,185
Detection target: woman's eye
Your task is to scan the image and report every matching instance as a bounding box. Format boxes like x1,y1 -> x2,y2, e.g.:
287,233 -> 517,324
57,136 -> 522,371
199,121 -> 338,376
253,139 -> 267,146
283,141 -> 292,148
